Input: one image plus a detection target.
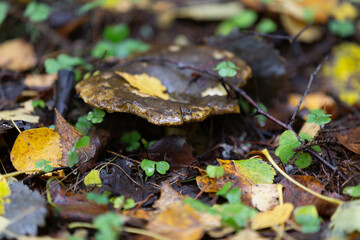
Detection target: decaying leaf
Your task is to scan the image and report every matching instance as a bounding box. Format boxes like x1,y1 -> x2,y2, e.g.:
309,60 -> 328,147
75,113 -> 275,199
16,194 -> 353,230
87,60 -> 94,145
0,100 -> 39,123
146,201 -> 204,240
251,184 -> 279,212
10,127 -> 63,173
153,182 -> 184,212
337,126 -> 360,154
288,92 -> 336,116
251,203 -> 294,230
322,42 -> 360,105
0,175 -> 11,215
0,39 -> 37,71
329,200 -> 360,235
196,158 -> 275,206
1,182 -> 47,238
24,74 -> 57,89
76,45 -> 251,126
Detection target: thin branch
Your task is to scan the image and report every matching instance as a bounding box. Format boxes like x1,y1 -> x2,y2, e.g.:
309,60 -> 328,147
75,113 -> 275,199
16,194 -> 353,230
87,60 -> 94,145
288,55 -> 329,127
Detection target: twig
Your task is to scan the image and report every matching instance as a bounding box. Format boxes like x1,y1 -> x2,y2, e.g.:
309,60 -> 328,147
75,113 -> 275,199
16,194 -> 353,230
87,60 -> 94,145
288,55 -> 329,127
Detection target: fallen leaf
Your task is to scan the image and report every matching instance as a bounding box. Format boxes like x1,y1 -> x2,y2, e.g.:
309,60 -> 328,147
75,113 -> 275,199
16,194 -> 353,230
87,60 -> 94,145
153,182 -> 184,212
322,42 -> 360,105
331,2 -> 358,21
1,182 -> 47,238
251,184 -> 279,212
146,201 -> 204,240
10,127 -> 63,173
0,39 -> 37,71
280,175 -> 339,215
287,92 -> 337,117
0,175 -> 11,215
115,71 -> 170,100
329,200 -> 360,235
24,74 -> 57,89
84,169 -> 102,187
226,228 -> 269,240
196,158 -> 275,205
0,100 -> 39,123
251,203 -> 294,230
337,126 -> 360,154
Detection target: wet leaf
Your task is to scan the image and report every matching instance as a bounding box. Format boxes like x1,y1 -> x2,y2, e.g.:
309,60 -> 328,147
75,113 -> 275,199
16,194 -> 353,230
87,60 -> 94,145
146,202 -> 204,240
0,175 -> 10,215
1,182 -> 47,238
251,203 -> 294,230
10,128 -> 63,173
329,200 -> 360,235
116,71 -> 170,100
337,126 -> 360,154
0,39 -> 36,71
84,169 -> 102,187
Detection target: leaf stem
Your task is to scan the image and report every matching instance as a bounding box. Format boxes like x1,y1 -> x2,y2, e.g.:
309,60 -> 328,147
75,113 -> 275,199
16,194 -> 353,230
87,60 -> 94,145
262,149 -> 343,206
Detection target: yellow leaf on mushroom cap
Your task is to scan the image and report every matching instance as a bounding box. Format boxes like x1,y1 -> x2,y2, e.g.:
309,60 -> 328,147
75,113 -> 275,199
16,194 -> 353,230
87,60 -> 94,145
10,128 -> 63,174
115,71 -> 170,100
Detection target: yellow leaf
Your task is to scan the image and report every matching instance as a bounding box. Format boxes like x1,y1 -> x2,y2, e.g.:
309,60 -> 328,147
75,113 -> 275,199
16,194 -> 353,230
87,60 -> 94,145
84,169 -> 102,187
115,71 -> 170,100
251,203 -> 294,230
0,175 -> 11,215
331,2 -> 358,21
10,128 -> 63,174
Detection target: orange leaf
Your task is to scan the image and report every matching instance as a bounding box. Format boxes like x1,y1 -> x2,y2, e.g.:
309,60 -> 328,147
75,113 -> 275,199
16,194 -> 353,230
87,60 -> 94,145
10,128 -> 63,173
251,203 -> 294,230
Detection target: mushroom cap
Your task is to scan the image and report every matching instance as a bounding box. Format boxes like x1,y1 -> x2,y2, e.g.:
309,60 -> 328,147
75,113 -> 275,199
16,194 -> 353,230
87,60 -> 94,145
76,45 -> 251,126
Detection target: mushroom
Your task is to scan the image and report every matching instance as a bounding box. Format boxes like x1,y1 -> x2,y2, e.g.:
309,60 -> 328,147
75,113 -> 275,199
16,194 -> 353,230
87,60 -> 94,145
75,45 -> 251,126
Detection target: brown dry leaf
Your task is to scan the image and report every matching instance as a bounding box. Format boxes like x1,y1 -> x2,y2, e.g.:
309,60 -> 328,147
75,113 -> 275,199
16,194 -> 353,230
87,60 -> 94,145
123,209 -> 151,221
337,126 -> 360,154
251,184 -> 279,212
280,175 -> 339,215
10,128 -> 63,173
0,39 -> 37,71
115,71 -> 170,100
146,201 -> 204,240
299,122 -> 320,139
251,203 -> 294,230
153,182 -> 184,212
25,74 -> 57,89
54,110 -> 96,168
142,135 -> 196,170
288,92 -> 337,116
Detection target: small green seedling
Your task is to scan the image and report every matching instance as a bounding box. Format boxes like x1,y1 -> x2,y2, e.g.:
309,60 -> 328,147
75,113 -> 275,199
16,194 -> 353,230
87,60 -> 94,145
140,159 -> 170,177
213,61 -> 241,78
140,138 -> 157,150
93,212 -> 124,240
343,185 -> 360,197
206,165 -> 224,179
0,2 -> 9,25
75,115 -> 93,136
275,130 -> 321,168
110,196 -> 136,210
92,23 -> 149,59
35,159 -> 53,173
32,99 -> 46,109
294,205 -> 322,233
329,19 -> 355,38
306,109 -> 332,125
120,131 -> 141,152
87,108 -> 106,124
216,10 -> 258,36
24,2 -> 52,22
184,182 -> 257,229
256,18 -> 277,34
67,136 -> 90,168
86,191 -> 111,205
